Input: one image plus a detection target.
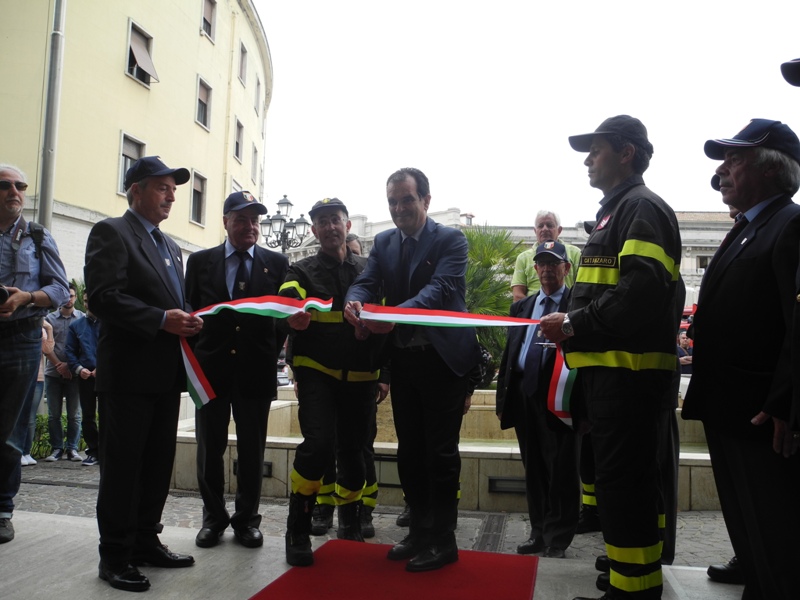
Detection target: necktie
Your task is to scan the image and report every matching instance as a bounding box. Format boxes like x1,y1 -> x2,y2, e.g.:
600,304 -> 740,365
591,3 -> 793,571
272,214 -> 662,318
715,215 -> 748,258
522,296 -> 556,397
398,237 -> 418,345
152,228 -> 183,303
232,251 -> 250,299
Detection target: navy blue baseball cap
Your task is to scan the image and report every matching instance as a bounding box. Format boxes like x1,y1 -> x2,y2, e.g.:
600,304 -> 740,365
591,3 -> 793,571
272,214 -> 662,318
223,191 -> 267,214
124,156 -> 190,191
704,119 -> 800,165
308,197 -> 349,220
534,239 -> 568,262
568,115 -> 654,158
781,58 -> 800,87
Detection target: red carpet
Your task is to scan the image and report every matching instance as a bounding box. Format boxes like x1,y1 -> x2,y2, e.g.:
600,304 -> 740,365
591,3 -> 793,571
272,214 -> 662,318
251,539 -> 538,599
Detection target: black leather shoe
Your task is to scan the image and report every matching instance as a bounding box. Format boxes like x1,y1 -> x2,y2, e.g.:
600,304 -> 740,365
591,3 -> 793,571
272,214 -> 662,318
195,527 -> 223,548
707,556 -> 744,584
387,533 -> 427,561
395,504 -> 411,527
595,554 -> 610,572
543,546 -> 566,558
98,561 -> 151,592
406,541 -> 458,572
575,505 -> 602,534
131,543 -> 195,568
596,571 -> 609,591
234,527 -> 263,548
516,537 -> 545,555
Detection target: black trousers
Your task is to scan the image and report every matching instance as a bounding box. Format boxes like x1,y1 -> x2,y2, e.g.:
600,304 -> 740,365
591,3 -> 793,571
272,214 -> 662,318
583,367 -> 666,599
704,424 -> 800,600
77,377 -> 99,458
512,377 -> 580,549
390,347 -> 468,539
293,367 -> 376,497
195,382 -> 271,531
96,391 -> 181,565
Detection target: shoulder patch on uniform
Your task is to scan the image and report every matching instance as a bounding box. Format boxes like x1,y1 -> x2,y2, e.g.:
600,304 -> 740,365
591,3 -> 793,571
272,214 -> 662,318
596,214 -> 612,230
580,256 -> 617,267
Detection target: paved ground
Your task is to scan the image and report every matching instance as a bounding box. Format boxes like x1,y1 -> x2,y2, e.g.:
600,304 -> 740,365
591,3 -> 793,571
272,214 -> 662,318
15,459 -> 734,568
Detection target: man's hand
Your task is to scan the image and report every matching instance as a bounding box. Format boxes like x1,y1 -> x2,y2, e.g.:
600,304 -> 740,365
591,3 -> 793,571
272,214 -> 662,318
287,311 -> 312,331
345,300 -> 394,335
540,312 -> 569,343
463,394 -> 472,415
679,356 -> 692,365
376,383 -> 390,404
751,411 -> 799,457
56,362 -> 72,379
79,368 -> 93,380
0,286 -> 30,318
163,310 -> 203,337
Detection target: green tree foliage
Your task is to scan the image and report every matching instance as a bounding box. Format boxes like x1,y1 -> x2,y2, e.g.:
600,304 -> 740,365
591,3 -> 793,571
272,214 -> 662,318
464,226 -> 523,387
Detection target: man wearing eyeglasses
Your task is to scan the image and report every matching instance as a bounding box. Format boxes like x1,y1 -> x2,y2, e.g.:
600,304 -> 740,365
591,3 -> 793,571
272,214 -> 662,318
0,164 -> 69,545
496,240 -> 579,560
511,211 -> 582,302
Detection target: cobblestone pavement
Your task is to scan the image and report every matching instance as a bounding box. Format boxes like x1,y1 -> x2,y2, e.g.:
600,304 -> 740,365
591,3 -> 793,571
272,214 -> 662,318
17,460 -> 733,568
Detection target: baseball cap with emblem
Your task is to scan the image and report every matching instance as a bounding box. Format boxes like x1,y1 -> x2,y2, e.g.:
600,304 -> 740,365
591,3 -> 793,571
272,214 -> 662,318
781,58 -> 800,87
308,197 -> 349,220
703,119 -> 800,166
223,191 -> 267,214
124,156 -> 190,191
534,240 -> 568,263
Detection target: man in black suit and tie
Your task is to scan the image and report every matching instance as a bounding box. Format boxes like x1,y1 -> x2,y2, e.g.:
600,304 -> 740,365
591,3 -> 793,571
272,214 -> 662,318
85,156 -> 203,592
345,167 -> 481,573
682,119 -> 800,600
496,240 -> 579,559
185,191 -> 288,550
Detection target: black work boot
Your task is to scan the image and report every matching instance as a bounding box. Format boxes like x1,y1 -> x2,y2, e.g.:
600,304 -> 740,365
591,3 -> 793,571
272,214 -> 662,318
285,493 -> 316,566
575,504 -> 602,534
336,501 -> 364,542
310,503 -> 334,536
360,505 -> 375,538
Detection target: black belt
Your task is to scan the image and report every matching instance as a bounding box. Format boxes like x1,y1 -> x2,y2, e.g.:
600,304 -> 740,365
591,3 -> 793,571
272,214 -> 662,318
0,315 -> 43,339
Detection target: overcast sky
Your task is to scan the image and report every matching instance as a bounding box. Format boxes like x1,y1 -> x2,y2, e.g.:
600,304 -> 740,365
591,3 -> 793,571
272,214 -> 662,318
254,0 -> 800,228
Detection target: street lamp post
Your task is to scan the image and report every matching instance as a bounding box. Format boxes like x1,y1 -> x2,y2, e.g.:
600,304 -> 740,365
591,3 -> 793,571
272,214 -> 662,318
260,195 -> 310,254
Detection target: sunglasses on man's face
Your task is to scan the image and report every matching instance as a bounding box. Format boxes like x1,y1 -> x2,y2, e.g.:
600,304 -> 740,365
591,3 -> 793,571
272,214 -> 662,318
0,180 -> 29,191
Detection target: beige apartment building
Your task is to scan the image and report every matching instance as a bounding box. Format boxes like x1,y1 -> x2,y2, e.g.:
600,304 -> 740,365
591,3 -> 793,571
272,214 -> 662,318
1,0 -> 272,279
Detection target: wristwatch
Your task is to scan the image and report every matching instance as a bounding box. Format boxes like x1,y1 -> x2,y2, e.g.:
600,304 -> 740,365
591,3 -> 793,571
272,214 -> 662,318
561,314 -> 574,337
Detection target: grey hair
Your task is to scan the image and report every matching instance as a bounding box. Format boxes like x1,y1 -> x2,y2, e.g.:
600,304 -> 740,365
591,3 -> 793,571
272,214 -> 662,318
535,210 -> 561,227
752,147 -> 800,195
0,163 -> 28,182
125,178 -> 150,206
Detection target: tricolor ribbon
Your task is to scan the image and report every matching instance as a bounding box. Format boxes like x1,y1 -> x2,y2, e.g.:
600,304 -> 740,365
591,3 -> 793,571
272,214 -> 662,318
182,295 -> 333,408
184,297 -> 574,426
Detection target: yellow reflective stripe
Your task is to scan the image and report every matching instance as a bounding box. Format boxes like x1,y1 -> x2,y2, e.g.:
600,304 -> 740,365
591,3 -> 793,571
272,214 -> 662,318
566,350 -> 677,371
620,239 -> 680,281
576,265 -> 620,285
363,481 -> 379,497
582,483 -> 596,493
279,280 -> 307,299
293,356 -> 380,381
309,310 -> 343,323
362,496 -> 377,509
317,496 -> 335,507
290,469 -> 321,495
658,513 -> 666,529
582,494 -> 597,506
318,482 -> 335,496
334,484 -> 362,503
609,568 -> 663,593
607,540 -> 663,565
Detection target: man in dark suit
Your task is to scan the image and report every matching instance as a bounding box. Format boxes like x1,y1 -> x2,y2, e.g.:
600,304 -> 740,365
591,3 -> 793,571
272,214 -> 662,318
185,191 -> 288,550
496,240 -> 579,559
345,167 -> 481,573
779,58 -> 800,454
85,156 -> 203,593
682,119 -> 800,600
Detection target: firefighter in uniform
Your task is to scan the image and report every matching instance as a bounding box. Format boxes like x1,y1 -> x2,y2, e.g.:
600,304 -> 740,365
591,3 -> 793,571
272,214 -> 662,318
280,198 -> 386,567
541,116 -> 682,600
